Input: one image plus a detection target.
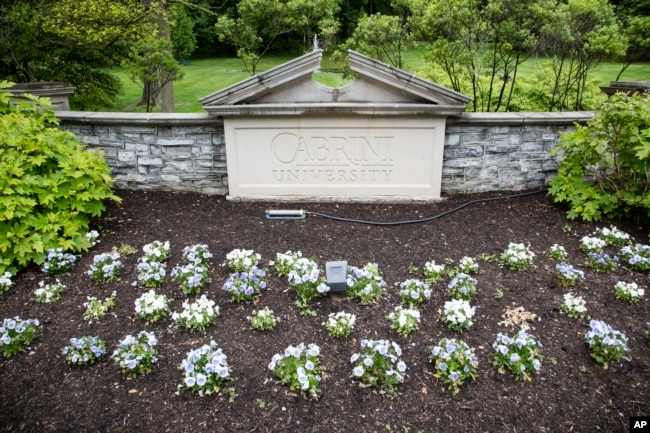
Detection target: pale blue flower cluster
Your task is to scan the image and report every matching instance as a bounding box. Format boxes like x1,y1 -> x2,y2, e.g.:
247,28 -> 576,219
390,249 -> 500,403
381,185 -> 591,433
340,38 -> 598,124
179,341 -> 231,395
620,244 -> 650,271
61,336 -> 106,365
136,241 -> 170,288
268,343 -> 323,398
492,330 -> 542,381
345,262 -> 386,304
0,316 -> 40,357
87,252 -> 121,282
398,278 -> 431,306
136,260 -> 167,288
42,248 -> 77,275
430,338 -> 479,394
350,339 -> 406,393
584,319 -> 629,366
111,330 -> 159,378
447,272 -> 477,301
222,266 -> 267,302
586,252 -> 618,272
182,244 -> 213,266
555,262 -> 585,286
172,244 -> 212,295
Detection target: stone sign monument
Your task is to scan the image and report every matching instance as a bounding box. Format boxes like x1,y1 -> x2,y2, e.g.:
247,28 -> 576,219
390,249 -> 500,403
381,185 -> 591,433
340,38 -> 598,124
200,50 -> 471,201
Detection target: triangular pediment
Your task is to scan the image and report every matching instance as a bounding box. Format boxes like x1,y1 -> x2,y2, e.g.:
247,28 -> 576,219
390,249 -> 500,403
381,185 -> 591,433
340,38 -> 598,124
200,50 -> 470,116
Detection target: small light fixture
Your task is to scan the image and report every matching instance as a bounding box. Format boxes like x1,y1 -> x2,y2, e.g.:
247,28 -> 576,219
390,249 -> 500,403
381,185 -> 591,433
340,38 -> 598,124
325,260 -> 348,292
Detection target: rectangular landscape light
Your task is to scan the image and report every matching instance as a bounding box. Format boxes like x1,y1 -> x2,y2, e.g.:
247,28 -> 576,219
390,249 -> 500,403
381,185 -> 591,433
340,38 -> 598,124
264,209 -> 306,220
325,260 -> 348,292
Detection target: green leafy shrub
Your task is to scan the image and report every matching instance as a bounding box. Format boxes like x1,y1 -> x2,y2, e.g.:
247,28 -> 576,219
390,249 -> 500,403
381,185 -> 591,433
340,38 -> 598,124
0,81 -> 120,275
548,93 -> 650,221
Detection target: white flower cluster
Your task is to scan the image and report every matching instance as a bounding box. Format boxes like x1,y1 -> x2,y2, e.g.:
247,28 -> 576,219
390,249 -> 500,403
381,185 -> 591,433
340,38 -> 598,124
134,290 -> 170,322
0,272 -> 13,294
423,260 -> 446,283
596,226 -> 630,247
273,250 -> 303,276
561,292 -> 587,318
387,306 -> 421,337
442,299 -> 476,331
324,311 -> 356,337
614,281 -> 645,304
142,240 -> 171,262
268,343 -> 323,398
287,257 -> 330,303
83,291 -> 117,323
247,306 -> 279,331
458,256 -> 479,273
172,295 -> 219,331
580,236 -> 606,254
85,230 -> 100,247
548,244 -> 567,261
33,279 -> 65,303
500,243 -> 535,271
225,248 -> 260,272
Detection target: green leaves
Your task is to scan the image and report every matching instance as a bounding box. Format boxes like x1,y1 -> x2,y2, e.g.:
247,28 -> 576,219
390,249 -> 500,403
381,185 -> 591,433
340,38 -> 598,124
0,85 -> 120,275
548,93 -> 650,221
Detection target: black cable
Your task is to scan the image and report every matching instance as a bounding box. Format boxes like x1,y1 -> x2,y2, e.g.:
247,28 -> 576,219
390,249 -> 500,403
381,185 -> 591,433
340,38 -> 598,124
305,188 -> 548,226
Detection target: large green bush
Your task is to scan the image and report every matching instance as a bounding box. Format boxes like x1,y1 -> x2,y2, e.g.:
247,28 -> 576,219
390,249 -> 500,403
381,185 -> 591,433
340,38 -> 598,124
548,93 -> 650,221
0,81 -> 121,275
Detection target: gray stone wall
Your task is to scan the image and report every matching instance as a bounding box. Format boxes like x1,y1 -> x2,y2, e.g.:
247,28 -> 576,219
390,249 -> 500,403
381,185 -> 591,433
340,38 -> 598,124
57,111 -> 593,196
441,112 -> 592,194
59,113 -> 228,195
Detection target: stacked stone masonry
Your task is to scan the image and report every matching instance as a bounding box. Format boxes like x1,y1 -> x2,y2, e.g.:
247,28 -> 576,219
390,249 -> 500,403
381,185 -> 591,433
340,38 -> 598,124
57,112 -> 591,197
60,115 -> 229,195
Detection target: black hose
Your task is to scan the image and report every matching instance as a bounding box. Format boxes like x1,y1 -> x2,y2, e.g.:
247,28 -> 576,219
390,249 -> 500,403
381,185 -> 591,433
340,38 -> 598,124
305,188 -> 548,226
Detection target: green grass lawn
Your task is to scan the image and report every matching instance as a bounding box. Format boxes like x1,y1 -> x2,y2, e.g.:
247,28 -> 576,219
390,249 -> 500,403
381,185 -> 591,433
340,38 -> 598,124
110,49 -> 649,113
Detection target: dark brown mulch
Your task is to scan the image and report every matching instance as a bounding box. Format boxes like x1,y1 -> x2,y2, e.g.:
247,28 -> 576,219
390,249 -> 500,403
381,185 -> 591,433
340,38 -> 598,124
1,189 -> 649,433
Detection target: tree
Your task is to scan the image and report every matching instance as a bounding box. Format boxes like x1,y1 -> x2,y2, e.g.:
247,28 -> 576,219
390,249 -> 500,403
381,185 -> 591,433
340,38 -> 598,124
616,15 -> 650,80
537,0 -> 626,111
341,12 -> 411,68
215,0 -> 340,75
409,0 -> 489,111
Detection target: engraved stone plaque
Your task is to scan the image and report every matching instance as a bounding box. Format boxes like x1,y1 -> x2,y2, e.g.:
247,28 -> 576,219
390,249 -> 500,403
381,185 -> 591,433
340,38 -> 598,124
224,116 -> 446,200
